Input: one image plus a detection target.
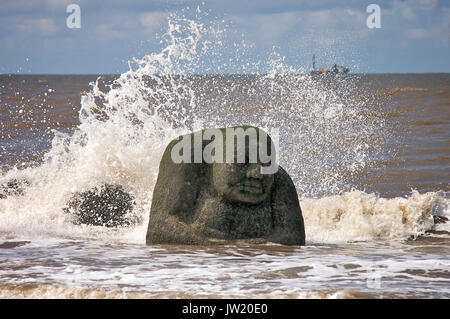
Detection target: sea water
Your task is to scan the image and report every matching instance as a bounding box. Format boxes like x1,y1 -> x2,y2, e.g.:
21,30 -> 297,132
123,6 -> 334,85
0,13 -> 449,298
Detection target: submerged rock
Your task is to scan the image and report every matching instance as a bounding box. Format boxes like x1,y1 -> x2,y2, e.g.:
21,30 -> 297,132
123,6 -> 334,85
433,215 -> 449,224
146,126 -> 305,245
65,184 -> 135,227
0,179 -> 30,199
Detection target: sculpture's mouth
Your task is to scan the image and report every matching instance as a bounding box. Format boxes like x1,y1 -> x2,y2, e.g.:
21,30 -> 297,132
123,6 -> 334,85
238,180 -> 263,194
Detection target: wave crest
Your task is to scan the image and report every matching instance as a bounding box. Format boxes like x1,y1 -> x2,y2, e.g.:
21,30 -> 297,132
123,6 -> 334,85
302,190 -> 448,243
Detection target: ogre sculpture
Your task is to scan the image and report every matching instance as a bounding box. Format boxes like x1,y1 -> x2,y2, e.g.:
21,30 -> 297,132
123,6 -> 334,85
146,126 -> 305,245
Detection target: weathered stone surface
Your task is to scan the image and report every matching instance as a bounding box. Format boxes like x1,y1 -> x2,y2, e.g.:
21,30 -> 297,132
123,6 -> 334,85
146,126 -> 305,245
65,184 -> 135,227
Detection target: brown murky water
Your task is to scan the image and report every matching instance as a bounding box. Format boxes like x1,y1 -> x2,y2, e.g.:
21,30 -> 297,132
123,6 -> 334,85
0,74 -> 449,298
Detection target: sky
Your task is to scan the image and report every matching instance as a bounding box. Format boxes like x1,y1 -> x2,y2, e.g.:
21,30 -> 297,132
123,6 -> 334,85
1,0 -> 449,74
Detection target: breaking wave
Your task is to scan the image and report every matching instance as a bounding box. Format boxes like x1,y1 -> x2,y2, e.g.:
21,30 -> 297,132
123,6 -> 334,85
0,10 -> 448,245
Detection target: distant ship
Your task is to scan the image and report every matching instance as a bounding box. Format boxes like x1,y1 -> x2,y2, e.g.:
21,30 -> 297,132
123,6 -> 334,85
310,54 -> 349,75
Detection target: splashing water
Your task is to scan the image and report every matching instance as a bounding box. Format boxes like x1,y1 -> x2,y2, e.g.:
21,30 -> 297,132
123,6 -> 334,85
0,12 -> 447,245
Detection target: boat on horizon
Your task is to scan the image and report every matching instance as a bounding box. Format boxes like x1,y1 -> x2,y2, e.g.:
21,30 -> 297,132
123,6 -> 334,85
310,54 -> 349,75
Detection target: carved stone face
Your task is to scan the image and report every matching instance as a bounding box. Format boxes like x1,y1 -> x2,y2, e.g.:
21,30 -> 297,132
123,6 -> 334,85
211,127 -> 277,205
212,162 -> 275,205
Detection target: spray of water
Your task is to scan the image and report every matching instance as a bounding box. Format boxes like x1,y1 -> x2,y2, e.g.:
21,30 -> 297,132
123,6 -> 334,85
0,10 -> 446,243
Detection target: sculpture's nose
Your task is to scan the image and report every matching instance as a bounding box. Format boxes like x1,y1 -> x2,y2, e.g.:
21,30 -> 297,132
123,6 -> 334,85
246,163 -> 262,179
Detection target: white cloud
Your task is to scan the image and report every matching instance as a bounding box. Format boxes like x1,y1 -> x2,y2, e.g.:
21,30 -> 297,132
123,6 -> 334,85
140,11 -> 168,32
44,0 -> 74,10
381,1 -> 448,46
405,28 -> 428,39
17,18 -> 59,36
388,1 -> 417,20
1,0 -> 83,13
432,7 -> 450,46
418,0 -> 439,9
244,12 -> 301,42
306,8 -> 365,29
95,23 -> 126,41
234,8 -> 369,46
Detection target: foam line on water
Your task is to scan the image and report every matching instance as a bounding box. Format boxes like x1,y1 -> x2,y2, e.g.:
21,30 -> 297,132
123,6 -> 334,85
302,190 -> 448,243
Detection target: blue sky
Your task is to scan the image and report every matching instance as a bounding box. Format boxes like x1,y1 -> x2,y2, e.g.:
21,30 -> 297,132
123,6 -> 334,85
1,0 -> 449,74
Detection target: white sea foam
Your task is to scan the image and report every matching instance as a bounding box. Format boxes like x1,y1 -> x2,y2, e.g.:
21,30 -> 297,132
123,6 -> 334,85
0,11 -> 447,247
302,190 -> 449,243
0,238 -> 448,298
0,182 -> 446,244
